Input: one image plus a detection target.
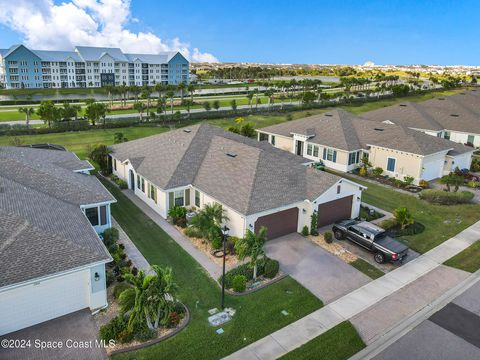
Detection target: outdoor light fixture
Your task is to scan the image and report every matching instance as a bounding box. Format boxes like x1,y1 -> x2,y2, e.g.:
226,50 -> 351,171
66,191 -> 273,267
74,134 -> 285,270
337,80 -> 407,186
94,272 -> 100,282
220,225 -> 230,310
302,209 -> 307,214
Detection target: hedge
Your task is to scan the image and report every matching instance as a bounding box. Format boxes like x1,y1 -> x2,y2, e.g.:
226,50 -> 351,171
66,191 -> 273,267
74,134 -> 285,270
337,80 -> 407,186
419,189 -> 474,205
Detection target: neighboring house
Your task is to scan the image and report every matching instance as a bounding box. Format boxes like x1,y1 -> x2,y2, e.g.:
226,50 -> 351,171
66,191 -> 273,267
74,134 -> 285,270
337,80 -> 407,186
0,44 -> 188,89
362,90 -> 480,148
110,123 -> 365,240
257,109 -> 474,184
0,146 -> 115,335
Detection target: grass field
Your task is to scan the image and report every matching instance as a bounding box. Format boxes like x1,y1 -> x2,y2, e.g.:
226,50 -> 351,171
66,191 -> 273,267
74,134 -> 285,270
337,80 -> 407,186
444,241 -> 480,273
349,258 -> 385,279
102,180 -> 323,360
340,174 -> 480,254
279,321 -> 365,360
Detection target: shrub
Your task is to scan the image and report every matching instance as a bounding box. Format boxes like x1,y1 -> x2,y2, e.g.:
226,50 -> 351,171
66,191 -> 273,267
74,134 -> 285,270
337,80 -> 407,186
264,259 -> 280,278
467,180 -> 479,188
175,217 -> 187,228
301,225 -> 309,236
392,179 -> 404,188
99,315 -> 128,342
219,261 -> 266,288
133,321 -> 156,342
372,167 -> 384,177
117,179 -> 128,189
232,275 -> 247,292
167,311 -> 181,328
359,167 -> 367,177
226,237 -> 240,255
184,226 -> 203,238
379,218 -> 398,230
131,267 -> 138,276
113,283 -> 131,299
102,227 -> 119,248
419,189 -> 474,205
394,207 -> 414,229
106,269 -> 115,287
403,176 -> 415,186
168,206 -> 187,224
211,235 -> 222,250
310,212 -> 318,235
419,179 -> 429,188
324,231 -> 333,243
240,123 -> 256,137
286,114 -> 293,121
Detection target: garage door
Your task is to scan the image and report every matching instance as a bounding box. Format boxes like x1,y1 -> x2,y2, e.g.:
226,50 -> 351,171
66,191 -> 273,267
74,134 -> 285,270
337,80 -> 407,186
0,270 -> 90,335
317,196 -> 353,228
255,207 -> 299,240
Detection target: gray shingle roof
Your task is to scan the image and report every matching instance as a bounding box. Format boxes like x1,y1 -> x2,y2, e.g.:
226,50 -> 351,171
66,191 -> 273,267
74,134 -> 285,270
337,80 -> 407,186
260,109 -> 472,156
110,123 -> 341,215
0,147 -> 114,288
261,110 -> 363,151
361,90 -> 480,135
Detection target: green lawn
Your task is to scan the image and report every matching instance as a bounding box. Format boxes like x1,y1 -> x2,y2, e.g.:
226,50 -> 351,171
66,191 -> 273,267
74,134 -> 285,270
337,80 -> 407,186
444,241 -> 480,273
279,321 -> 365,360
102,180 -> 323,360
340,174 -> 480,254
0,126 -> 168,159
349,258 -> 384,279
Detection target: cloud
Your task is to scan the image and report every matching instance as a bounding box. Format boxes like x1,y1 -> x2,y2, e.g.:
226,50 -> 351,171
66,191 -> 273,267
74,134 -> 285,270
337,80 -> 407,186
0,0 -> 218,62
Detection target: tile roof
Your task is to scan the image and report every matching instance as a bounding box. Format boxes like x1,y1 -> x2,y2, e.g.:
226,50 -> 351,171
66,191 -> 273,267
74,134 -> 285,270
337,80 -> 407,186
259,109 -> 472,156
0,147 -> 114,288
110,123 -> 341,215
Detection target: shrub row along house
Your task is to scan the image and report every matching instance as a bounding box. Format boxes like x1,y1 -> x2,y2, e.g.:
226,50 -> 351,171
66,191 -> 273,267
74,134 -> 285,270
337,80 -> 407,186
362,90 -> 480,147
110,123 -> 365,239
257,109 -> 474,184
0,146 -> 115,335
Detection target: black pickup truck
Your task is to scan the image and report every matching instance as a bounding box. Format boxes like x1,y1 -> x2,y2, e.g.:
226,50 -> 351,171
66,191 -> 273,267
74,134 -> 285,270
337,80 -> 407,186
332,220 -> 409,264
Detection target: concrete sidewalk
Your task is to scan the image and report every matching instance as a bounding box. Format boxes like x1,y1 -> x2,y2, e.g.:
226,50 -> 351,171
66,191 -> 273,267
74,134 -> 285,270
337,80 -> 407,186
122,190 -> 223,279
224,220 -> 480,360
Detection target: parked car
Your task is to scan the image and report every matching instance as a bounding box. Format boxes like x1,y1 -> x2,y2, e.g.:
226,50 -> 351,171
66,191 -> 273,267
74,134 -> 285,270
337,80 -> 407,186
332,220 -> 409,264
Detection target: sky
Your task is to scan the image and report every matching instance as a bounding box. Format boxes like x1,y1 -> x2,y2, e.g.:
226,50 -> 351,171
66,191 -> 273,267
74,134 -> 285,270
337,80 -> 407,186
0,0 -> 479,65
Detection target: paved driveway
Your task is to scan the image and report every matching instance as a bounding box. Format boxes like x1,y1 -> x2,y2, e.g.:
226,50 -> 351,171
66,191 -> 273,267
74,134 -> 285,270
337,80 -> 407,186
0,309 -> 107,360
265,233 -> 370,303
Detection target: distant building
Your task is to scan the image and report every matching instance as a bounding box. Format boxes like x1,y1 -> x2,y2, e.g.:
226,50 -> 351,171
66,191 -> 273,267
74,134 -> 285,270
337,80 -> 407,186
0,44 -> 189,89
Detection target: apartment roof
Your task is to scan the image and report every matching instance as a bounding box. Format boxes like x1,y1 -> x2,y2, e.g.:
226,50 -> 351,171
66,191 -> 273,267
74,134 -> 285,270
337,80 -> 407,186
32,50 -> 82,62
259,109 -> 472,156
75,46 -> 130,62
110,123 -> 341,215
0,147 -> 114,288
125,52 -> 179,64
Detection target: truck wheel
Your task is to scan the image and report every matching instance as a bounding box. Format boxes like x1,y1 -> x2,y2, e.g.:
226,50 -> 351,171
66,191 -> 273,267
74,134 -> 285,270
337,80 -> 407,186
374,252 -> 385,264
334,230 -> 344,240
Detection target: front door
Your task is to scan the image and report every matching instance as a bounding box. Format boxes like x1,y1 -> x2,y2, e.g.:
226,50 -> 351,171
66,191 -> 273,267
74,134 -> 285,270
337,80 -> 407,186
296,140 -> 303,156
129,170 -> 135,190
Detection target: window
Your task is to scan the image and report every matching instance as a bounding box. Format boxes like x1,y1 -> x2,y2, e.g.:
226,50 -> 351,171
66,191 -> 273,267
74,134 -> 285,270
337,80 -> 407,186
174,190 -> 184,206
85,207 -> 99,226
195,190 -> 201,207
337,185 -> 341,194
387,157 -> 396,172
137,175 -> 141,189
113,159 -> 117,171
348,152 -> 358,165
149,184 -> 157,203
313,146 -> 319,157
270,135 -> 275,146
437,132 -> 443,138
100,206 -> 107,225
141,177 -> 145,192
307,144 -> 313,156
444,131 -> 451,140
323,148 -> 337,162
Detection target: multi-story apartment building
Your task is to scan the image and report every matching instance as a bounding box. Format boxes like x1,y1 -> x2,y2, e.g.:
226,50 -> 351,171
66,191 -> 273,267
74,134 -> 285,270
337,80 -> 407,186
0,44 -> 189,89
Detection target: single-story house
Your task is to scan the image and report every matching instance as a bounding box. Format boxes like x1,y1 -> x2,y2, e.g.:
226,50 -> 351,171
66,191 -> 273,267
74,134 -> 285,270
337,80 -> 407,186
361,90 -> 480,148
0,146 -> 115,335
109,123 -> 365,240
257,109 -> 474,184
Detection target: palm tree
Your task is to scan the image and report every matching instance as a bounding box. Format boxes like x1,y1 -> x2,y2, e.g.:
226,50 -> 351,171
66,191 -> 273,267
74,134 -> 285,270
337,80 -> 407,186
190,203 -> 228,241
36,100 -> 61,128
18,107 -> 35,128
166,90 -> 175,114
212,100 -> 220,111
394,207 -> 414,230
246,92 -> 254,111
177,82 -> 186,103
235,227 -> 267,280
187,83 -> 195,104
133,102 -> 146,122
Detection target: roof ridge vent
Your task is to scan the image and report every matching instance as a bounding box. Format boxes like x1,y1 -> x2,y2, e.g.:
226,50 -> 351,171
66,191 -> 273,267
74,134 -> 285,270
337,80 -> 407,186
399,104 -> 408,107
324,113 -> 333,117
374,128 -> 384,131
450,114 -> 459,117
183,128 -> 192,133
226,152 -> 237,158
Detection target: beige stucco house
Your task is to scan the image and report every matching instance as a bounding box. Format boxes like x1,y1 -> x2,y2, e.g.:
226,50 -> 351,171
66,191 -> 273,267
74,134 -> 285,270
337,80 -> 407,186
110,123 -> 365,240
257,109 -> 474,184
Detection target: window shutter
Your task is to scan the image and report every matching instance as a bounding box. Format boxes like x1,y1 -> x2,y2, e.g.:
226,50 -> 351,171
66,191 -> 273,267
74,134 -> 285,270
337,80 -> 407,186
323,148 -> 327,160
333,151 -> 337,163
169,192 -> 174,210
185,188 -> 190,206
